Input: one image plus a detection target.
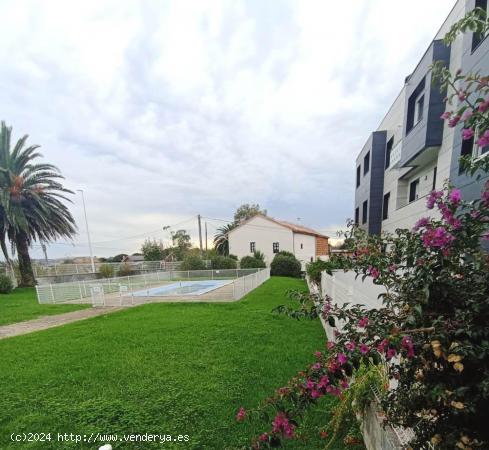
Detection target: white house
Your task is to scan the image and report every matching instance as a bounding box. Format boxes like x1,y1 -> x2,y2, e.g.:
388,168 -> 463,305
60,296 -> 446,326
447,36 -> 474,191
228,214 -> 329,269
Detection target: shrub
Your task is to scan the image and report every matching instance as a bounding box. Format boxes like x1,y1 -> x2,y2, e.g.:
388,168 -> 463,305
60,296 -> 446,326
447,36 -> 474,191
0,274 -> 13,294
240,256 -> 266,269
117,262 -> 134,277
180,255 -> 206,271
305,257 -> 344,286
270,254 -> 301,278
228,254 -> 238,260
275,250 -> 295,258
253,250 -> 265,262
98,263 -> 114,279
211,256 -> 237,270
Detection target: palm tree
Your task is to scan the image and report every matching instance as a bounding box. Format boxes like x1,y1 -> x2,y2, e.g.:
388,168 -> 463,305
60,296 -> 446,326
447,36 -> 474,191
213,223 -> 236,256
0,121 -> 76,286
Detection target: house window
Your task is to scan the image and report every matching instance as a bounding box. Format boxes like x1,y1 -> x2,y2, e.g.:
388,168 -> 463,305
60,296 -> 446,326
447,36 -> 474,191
362,200 -> 368,224
363,152 -> 370,175
355,207 -> 360,225
300,243 -> 303,249
432,166 -> 437,191
382,192 -> 390,221
310,257 -> 313,262
406,78 -> 426,133
409,178 -> 420,203
459,129 -> 489,174
250,242 -> 255,253
472,0 -> 488,51
385,137 -> 394,169
356,165 -> 361,188
273,242 -> 279,253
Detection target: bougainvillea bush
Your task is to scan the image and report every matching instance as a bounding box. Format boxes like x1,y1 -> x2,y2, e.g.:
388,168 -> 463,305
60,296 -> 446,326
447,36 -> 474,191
235,10 -> 489,450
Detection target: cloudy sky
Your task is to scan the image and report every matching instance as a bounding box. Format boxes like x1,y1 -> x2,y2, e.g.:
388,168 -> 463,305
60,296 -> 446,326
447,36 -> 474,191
1,0 -> 455,259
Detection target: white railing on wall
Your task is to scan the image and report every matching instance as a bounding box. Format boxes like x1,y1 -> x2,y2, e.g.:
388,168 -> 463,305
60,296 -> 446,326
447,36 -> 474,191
36,268 -> 266,305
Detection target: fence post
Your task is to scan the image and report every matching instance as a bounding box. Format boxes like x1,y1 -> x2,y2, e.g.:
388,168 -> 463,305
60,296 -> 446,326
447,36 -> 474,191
50,284 -> 55,303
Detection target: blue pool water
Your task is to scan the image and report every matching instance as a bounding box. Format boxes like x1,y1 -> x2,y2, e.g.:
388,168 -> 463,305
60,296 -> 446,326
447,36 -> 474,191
132,279 -> 233,297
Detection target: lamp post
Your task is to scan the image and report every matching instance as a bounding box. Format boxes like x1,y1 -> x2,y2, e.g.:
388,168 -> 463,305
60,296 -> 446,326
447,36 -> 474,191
77,189 -> 95,273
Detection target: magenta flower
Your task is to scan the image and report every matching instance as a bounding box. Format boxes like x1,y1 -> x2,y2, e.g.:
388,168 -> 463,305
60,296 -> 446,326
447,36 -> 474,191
337,353 -> 348,365
386,348 -> 397,360
413,217 -> 430,231
259,433 -> 269,442
368,266 -> 380,279
326,341 -> 335,350
314,351 -> 322,359
478,95 -> 489,113
358,317 -> 369,328
236,407 -> 246,422
345,341 -> 356,352
426,190 -> 443,209
440,111 -> 452,120
461,107 -> 473,121
449,188 -> 462,205
448,115 -> 461,128
359,344 -> 370,355
318,376 -> 330,389
422,227 -> 455,249
311,362 -> 321,371
377,339 -> 389,354
462,128 -> 474,140
306,380 -> 315,390
477,130 -> 489,147
340,379 -> 349,390
388,264 -> 397,273
311,389 -> 322,399
272,412 -> 295,439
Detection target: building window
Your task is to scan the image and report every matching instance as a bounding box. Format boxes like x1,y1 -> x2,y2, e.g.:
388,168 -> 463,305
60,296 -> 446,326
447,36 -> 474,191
406,78 -> 426,133
250,242 -> 255,253
472,0 -> 488,51
300,243 -> 303,249
310,257 -> 313,262
362,200 -> 368,224
363,152 -> 370,175
273,242 -> 279,253
382,192 -> 390,220
459,135 -> 475,174
355,207 -> 359,225
356,165 -> 361,187
409,178 -> 420,203
385,137 -> 394,169
432,166 -> 437,191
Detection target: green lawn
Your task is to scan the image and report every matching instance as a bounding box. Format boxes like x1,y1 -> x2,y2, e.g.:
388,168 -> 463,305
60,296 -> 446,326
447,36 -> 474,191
0,288 -> 89,326
0,278 -> 358,449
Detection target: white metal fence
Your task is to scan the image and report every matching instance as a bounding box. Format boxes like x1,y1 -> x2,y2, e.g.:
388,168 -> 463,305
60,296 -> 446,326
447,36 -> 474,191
232,268 -> 270,300
28,260 -> 195,277
36,268 -> 268,304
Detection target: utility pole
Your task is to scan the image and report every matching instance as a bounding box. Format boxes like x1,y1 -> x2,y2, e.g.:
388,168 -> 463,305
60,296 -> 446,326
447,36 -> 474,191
77,189 -> 96,273
205,222 -> 208,253
197,214 -> 203,256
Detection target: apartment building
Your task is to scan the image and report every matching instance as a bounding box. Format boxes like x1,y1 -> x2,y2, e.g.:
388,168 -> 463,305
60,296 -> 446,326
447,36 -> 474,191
355,0 -> 489,235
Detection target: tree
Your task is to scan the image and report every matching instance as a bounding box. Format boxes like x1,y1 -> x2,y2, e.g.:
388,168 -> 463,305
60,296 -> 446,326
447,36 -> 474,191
171,229 -> 191,259
233,203 -> 266,224
141,239 -> 164,261
0,122 -> 76,286
213,223 -> 236,255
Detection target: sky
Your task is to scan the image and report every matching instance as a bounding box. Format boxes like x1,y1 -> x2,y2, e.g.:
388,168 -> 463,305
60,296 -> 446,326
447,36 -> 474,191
0,0 -> 456,259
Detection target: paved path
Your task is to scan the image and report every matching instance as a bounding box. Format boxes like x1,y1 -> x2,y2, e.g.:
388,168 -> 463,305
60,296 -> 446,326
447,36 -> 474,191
0,307 -> 124,340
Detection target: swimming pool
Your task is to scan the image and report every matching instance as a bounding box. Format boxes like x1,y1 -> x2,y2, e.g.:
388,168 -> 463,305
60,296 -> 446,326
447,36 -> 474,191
132,279 -> 233,297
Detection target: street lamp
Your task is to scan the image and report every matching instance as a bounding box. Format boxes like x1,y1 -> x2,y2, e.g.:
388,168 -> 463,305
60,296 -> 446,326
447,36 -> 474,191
77,189 -> 95,273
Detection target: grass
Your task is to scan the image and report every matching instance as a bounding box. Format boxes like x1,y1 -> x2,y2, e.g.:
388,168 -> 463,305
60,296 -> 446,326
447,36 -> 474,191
0,288 -> 89,326
0,277 -> 361,449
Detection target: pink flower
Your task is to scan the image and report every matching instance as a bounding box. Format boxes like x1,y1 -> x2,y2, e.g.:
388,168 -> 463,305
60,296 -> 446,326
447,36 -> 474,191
306,380 -> 315,390
340,379 -> 349,389
337,353 -> 348,365
358,317 -> 369,328
440,111 -> 452,120
477,130 -> 489,147
326,341 -> 335,350
461,107 -> 473,121
462,128 -> 474,140
426,190 -> 443,209
478,95 -> 489,113
482,232 -> 489,241
311,389 -> 322,399
388,264 -> 397,273
448,115 -> 461,128
386,348 -> 397,360
318,376 -> 330,389
368,266 -> 380,279
457,90 -> 466,101
314,351 -> 322,359
359,344 -> 370,355
449,188 -> 462,205
345,341 -> 356,352
259,433 -> 269,442
272,412 -> 295,439
377,339 -> 389,354
413,217 -> 430,231
236,407 -> 246,422
311,362 -> 321,371
422,227 -> 455,249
